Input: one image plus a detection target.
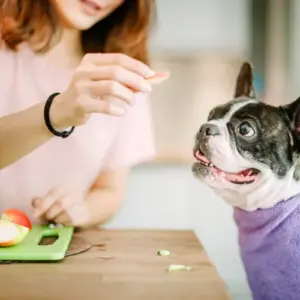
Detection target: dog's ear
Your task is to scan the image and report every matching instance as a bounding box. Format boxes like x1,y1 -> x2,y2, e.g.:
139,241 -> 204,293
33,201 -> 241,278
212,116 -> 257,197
234,62 -> 254,98
281,98 -> 300,138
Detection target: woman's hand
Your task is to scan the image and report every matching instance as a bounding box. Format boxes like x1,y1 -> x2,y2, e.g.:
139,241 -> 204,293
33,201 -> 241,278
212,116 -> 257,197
32,187 -> 90,227
49,53 -> 155,130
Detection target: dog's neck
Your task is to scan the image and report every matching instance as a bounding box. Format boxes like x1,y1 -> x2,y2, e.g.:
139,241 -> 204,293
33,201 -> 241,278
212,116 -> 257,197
213,167 -> 300,211
233,182 -> 300,300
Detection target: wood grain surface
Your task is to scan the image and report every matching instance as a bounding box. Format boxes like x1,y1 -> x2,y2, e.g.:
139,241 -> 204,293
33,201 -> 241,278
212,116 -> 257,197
0,229 -> 230,300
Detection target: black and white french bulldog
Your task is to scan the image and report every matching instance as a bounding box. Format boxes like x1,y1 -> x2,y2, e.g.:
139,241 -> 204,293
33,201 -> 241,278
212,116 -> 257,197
192,62 -> 300,300
192,62 -> 300,210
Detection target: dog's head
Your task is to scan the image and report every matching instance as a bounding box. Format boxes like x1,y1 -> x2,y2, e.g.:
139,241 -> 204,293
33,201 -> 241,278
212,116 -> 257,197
192,62 -> 300,211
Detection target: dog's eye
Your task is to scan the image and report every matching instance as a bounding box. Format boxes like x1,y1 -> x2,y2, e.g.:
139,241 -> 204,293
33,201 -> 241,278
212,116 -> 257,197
238,121 -> 255,137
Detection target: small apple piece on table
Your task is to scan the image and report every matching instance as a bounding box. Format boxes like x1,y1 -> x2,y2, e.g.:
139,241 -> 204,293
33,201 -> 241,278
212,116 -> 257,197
0,209 -> 32,247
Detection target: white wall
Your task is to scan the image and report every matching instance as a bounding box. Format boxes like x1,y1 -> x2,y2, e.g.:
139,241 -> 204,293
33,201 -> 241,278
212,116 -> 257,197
150,0 -> 251,56
105,165 -> 192,229
105,165 -> 252,300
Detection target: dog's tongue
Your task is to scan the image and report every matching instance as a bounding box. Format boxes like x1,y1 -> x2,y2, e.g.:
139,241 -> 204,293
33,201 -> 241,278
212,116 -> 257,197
221,169 -> 255,183
211,165 -> 254,182
225,173 -> 251,183
237,169 -> 252,176
195,150 -> 255,183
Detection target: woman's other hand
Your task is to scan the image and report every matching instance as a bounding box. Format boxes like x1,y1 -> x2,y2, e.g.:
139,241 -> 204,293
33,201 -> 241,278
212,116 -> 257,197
32,187 -> 90,227
50,53 -> 155,129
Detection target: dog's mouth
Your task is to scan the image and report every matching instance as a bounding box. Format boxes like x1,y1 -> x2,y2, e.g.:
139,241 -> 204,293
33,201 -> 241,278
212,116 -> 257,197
193,149 -> 260,184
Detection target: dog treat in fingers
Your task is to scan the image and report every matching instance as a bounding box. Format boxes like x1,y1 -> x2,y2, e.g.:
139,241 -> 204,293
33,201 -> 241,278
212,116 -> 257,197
129,71 -> 170,93
145,71 -> 170,85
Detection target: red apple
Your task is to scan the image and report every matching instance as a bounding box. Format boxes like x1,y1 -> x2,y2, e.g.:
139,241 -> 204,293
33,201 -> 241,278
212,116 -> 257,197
1,209 -> 32,230
0,220 -> 30,247
146,71 -> 170,85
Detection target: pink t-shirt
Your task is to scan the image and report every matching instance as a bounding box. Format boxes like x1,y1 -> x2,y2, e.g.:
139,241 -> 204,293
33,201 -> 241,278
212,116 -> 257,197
0,44 -> 155,220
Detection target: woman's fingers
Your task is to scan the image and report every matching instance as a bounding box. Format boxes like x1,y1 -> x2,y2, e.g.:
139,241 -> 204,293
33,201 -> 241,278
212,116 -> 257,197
44,202 -> 63,220
32,198 -> 48,222
45,195 -> 74,222
75,80 -> 138,116
52,202 -> 89,227
32,197 -> 43,209
83,53 -> 154,79
40,188 -> 65,212
84,99 -> 126,116
33,187 -> 67,218
54,53 -> 170,127
86,80 -> 135,105
77,66 -> 152,94
53,212 -> 72,226
33,194 -> 77,223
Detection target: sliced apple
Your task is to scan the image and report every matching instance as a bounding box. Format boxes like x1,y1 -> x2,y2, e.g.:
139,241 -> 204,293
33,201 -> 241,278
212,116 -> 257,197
145,71 -> 170,85
0,220 -> 29,247
1,209 -> 32,230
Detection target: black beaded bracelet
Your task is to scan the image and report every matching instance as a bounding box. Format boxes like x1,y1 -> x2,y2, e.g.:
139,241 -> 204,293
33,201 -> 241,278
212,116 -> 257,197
44,92 -> 75,138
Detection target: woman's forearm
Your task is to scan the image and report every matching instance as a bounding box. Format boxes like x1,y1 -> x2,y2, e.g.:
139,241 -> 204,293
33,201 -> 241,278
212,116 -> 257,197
0,102 -> 54,169
82,188 -> 122,228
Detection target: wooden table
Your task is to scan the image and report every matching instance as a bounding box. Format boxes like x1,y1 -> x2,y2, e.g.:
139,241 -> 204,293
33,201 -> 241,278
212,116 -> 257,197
0,229 -> 230,300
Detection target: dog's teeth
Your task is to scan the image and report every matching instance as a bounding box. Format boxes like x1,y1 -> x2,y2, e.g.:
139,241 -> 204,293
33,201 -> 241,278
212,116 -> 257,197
208,162 -> 214,167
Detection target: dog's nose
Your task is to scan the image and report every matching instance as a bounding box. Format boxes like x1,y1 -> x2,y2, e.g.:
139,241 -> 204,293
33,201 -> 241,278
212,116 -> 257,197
200,123 -> 220,136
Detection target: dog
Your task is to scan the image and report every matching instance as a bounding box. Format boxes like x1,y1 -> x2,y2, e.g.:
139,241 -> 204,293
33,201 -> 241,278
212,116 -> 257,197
192,62 -> 300,300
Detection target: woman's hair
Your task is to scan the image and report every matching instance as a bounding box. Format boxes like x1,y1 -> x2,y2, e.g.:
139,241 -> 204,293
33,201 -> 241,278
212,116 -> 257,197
0,0 -> 155,63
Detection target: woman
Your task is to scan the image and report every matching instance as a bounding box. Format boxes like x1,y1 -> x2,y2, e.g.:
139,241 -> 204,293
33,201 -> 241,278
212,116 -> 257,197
0,0 -> 156,227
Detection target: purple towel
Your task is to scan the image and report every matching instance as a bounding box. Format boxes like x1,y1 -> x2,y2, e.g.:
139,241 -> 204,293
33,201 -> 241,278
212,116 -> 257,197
234,194 -> 300,300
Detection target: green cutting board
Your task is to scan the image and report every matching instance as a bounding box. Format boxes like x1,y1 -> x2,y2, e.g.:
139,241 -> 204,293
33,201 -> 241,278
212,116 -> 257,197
0,225 -> 74,261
